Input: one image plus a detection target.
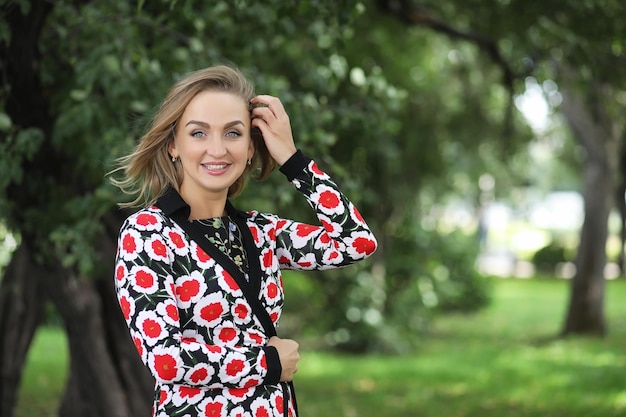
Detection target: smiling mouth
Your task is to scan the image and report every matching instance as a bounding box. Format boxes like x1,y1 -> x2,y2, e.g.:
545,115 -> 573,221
203,163 -> 229,170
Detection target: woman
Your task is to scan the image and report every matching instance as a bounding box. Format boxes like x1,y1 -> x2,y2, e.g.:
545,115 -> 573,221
112,65 -> 377,417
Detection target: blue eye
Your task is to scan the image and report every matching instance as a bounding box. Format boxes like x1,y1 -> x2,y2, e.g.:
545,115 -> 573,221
191,131 -> 205,138
225,131 -> 242,138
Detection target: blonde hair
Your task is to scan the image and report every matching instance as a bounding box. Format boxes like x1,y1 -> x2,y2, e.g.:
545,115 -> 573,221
110,65 -> 275,208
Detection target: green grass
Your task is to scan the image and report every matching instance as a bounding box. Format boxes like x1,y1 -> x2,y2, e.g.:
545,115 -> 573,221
15,278 -> 626,417
15,327 -> 68,417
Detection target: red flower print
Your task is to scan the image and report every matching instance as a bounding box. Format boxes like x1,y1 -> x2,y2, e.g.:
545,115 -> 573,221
153,353 -> 178,381
221,269 -> 240,293
119,295 -> 132,321
295,253 -> 316,270
250,225 -> 260,244
276,219 -> 288,230
352,237 -> 376,256
176,279 -> 200,302
158,389 -> 167,406
165,304 -> 179,322
262,249 -> 274,269
136,270 -> 153,288
195,245 -> 211,263
346,231 -> 378,259
295,223 -> 319,238
249,331 -> 263,344
226,358 -> 245,377
218,327 -> 237,343
310,161 -> 324,176
115,264 -> 126,282
266,282 -> 278,299
189,367 -> 209,384
351,204 -> 365,224
199,302 -> 225,323
318,232 -> 331,245
142,318 -> 163,339
130,266 -> 158,293
122,232 -> 139,255
135,213 -> 158,228
167,229 -> 186,250
228,387 -> 248,400
274,394 -> 284,414
311,185 -> 344,215
133,336 -> 143,357
207,345 -> 223,354
203,400 -> 225,417
318,190 -> 340,209
179,385 -> 201,399
149,237 -> 168,259
233,302 -> 249,321
270,311 -> 279,323
254,405 -> 270,417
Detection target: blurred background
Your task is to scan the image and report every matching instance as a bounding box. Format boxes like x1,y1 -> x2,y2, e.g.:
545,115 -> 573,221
1,0 -> 625,416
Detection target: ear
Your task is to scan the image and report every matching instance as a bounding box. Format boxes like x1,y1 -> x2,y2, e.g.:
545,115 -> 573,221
168,140 -> 177,159
247,139 -> 255,161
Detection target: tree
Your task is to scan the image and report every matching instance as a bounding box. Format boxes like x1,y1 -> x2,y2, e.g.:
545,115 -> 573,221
374,0 -> 626,336
0,1 -> 380,415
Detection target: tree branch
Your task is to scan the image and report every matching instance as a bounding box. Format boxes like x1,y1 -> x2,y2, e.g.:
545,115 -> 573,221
375,0 -> 529,146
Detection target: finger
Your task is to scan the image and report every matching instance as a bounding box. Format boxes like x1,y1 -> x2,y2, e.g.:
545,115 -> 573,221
251,95 -> 285,118
251,106 -> 276,122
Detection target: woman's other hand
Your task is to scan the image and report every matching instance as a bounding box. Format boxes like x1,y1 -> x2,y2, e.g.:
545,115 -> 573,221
267,336 -> 300,382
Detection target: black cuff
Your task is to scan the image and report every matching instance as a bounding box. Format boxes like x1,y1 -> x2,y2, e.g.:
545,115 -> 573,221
279,150 -> 312,182
262,346 -> 282,385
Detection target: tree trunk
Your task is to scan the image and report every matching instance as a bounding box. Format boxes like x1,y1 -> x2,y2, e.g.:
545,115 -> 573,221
43,212 -> 153,417
559,71 -> 623,336
2,2 -> 154,416
0,243 -> 46,417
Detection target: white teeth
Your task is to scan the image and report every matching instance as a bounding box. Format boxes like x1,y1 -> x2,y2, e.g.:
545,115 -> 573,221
204,164 -> 227,170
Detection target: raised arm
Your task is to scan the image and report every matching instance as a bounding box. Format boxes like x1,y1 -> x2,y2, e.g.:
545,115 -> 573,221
268,151 -> 377,270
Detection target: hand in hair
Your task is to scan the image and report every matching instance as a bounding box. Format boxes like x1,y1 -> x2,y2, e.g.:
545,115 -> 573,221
250,95 -> 297,166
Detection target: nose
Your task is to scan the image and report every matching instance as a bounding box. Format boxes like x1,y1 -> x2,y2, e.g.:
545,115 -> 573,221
206,136 -> 227,157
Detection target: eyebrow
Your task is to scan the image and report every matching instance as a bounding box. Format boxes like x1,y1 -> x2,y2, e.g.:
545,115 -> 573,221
184,120 -> 245,129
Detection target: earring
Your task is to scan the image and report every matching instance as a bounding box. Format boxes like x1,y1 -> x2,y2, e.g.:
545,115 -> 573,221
247,159 -> 251,165
171,156 -> 177,163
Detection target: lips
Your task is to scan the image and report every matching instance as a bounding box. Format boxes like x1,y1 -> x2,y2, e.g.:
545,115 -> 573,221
202,163 -> 228,170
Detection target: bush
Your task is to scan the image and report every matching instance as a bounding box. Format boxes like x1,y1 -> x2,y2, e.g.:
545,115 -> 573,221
532,242 -> 568,273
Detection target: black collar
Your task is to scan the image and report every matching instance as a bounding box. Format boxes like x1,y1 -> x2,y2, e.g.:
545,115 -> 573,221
156,187 -> 250,220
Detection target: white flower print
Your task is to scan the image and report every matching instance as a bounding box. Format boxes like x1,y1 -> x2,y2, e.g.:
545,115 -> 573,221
175,271 -> 208,308
136,310 -> 168,347
129,265 -> 159,294
197,395 -> 228,417
184,363 -> 214,386
164,226 -> 189,256
145,234 -> 172,263
193,293 -> 228,328
156,300 -> 179,326
148,345 -> 185,383
118,228 -> 143,262
117,287 -> 135,324
310,184 -> 344,216
132,211 -> 163,231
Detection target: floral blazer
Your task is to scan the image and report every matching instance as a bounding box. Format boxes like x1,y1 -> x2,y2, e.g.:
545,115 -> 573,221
114,151 -> 377,417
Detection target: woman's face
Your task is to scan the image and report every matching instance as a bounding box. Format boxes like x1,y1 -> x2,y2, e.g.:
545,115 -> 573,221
170,90 -> 254,202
